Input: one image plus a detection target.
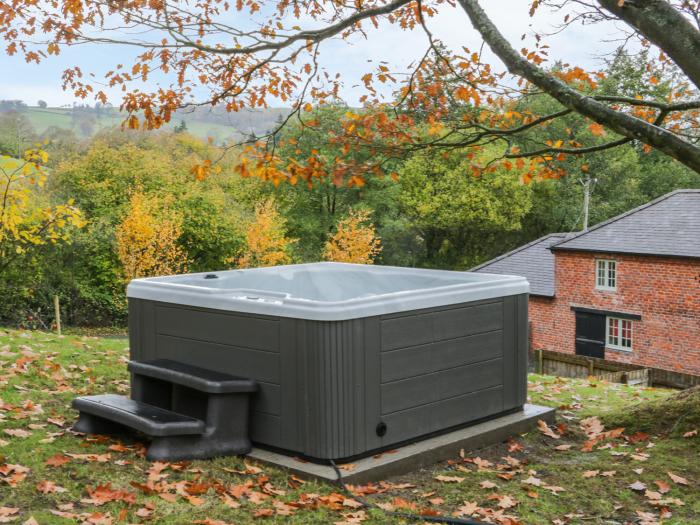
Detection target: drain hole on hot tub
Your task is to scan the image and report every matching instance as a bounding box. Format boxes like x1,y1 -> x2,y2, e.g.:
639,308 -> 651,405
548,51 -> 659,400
204,274 -> 218,279
376,422 -> 387,437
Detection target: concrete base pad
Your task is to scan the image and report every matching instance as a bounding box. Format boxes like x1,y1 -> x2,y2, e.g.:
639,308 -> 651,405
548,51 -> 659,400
247,404 -> 555,484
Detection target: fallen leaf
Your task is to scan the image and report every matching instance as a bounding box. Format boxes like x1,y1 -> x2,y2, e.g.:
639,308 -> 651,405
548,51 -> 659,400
667,472 -> 689,486
435,475 -> 463,483
36,480 -> 67,494
454,501 -> 479,517
644,489 -> 662,501
0,507 -> 19,523
536,419 -> 560,439
3,429 -> 31,438
82,483 -> 136,506
522,476 -> 542,487
494,494 -> 517,509
654,480 -> 671,494
629,480 -> 647,492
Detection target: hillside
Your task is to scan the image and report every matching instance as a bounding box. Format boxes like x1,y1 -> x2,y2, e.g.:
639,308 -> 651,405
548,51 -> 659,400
3,105 -> 291,143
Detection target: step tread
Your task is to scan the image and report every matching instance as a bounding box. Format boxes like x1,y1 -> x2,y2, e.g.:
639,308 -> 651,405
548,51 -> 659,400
128,359 -> 258,394
73,394 -> 206,436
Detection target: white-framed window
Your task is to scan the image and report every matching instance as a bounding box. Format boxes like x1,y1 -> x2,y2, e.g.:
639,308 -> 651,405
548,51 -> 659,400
596,259 -> 617,290
606,317 -> 632,351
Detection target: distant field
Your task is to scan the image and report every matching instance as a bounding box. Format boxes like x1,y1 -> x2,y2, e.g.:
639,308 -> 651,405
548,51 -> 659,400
17,106 -> 273,143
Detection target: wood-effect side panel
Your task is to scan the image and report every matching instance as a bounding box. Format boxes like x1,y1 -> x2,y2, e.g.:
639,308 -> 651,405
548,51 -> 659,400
381,358 -> 503,414
128,299 -> 156,362
154,304 -> 279,352
380,300 -> 502,351
380,330 -> 502,383
376,299 -> 509,446
381,386 -> 504,444
154,334 -> 280,382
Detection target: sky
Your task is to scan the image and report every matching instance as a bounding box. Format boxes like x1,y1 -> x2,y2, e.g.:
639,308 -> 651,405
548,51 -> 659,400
0,0 -> 624,108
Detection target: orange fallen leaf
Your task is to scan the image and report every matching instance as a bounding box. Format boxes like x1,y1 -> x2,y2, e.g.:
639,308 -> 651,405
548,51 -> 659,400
588,122 -> 606,136
82,483 -> 136,506
536,419 -> 560,439
45,454 -> 71,467
654,480 -> 671,494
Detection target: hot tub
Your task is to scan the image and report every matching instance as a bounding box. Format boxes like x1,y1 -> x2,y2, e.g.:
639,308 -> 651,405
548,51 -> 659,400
127,262 -> 529,461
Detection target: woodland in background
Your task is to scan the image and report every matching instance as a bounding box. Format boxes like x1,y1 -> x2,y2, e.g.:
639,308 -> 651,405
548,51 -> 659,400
1,52 -> 699,328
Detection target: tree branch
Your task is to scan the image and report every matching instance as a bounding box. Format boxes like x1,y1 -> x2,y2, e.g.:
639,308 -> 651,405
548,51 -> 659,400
457,0 -> 700,174
597,0 -> 700,90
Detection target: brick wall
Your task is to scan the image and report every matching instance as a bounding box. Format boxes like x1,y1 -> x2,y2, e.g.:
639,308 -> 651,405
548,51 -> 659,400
528,295 -> 557,351
529,251 -> 700,376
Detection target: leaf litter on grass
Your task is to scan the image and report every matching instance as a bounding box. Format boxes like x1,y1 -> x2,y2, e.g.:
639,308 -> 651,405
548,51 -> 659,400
0,331 -> 699,524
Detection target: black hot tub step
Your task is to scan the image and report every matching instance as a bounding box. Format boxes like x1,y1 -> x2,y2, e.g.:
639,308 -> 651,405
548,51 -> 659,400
72,394 -> 206,437
128,359 -> 258,393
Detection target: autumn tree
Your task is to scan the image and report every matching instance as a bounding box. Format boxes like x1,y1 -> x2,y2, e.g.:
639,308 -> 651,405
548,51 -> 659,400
323,209 -> 382,264
399,146 -> 533,267
115,192 -> 189,281
0,150 -> 84,274
1,0 -> 700,182
238,198 -> 296,268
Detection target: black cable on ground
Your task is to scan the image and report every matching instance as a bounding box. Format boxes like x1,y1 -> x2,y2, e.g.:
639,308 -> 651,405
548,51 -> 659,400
328,460 -> 491,525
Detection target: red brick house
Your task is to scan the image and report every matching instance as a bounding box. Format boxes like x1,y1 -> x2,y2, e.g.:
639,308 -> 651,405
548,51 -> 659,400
473,190 -> 700,376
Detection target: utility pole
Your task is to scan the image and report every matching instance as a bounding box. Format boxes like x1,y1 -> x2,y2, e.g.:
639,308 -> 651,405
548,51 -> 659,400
582,176 -> 590,232
580,175 -> 596,232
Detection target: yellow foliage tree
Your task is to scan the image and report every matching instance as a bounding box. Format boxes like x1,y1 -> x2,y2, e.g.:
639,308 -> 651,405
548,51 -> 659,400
323,209 -> 382,264
0,149 -> 85,273
237,198 -> 295,268
115,192 -> 189,281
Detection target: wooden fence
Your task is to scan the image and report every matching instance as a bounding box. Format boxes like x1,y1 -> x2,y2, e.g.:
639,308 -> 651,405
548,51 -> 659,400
532,349 -> 650,386
531,349 -> 700,389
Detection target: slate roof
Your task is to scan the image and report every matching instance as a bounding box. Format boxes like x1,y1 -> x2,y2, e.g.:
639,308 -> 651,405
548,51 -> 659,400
552,189 -> 700,259
471,233 -> 569,297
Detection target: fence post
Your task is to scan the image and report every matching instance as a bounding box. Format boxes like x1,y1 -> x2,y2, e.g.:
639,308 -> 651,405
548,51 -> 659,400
54,295 -> 62,336
537,349 -> 543,374
588,359 -> 594,377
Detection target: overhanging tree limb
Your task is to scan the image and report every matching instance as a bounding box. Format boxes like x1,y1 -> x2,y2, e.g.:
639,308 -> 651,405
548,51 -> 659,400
457,0 -> 700,173
596,0 -> 700,90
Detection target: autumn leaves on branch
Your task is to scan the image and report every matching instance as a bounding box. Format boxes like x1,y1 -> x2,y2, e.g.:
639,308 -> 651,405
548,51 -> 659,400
1,1 -> 699,182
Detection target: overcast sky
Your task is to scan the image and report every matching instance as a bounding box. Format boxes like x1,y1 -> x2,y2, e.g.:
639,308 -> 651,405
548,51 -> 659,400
0,0 -> 624,107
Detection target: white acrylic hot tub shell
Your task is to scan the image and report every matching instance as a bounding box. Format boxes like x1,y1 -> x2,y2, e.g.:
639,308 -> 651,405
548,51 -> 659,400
126,262 -> 529,321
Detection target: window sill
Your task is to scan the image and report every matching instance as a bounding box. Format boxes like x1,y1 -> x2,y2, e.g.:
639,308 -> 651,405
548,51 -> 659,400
606,346 -> 632,354
595,287 -> 617,292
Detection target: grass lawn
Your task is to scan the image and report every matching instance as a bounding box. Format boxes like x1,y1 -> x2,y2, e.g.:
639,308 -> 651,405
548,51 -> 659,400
0,329 -> 699,524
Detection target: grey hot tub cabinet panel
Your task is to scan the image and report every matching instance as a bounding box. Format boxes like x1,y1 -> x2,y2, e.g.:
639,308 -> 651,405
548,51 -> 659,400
128,294 -> 528,461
